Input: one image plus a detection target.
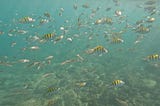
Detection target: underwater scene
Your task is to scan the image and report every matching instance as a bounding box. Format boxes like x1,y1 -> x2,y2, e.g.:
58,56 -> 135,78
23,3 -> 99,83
0,0 -> 160,106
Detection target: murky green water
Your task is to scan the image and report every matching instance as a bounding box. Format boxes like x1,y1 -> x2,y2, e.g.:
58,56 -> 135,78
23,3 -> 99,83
0,0 -> 160,106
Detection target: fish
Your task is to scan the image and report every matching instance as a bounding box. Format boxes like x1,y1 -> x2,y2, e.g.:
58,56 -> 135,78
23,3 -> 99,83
146,17 -> 155,23
44,12 -> 51,18
0,61 -> 13,67
104,17 -> 113,25
47,87 -> 60,94
95,19 -> 103,24
54,35 -> 64,42
111,37 -> 124,44
76,82 -> 87,87
29,46 -> 40,50
42,33 -> 55,39
95,17 -> 112,25
135,25 -> 150,33
39,19 -> 49,25
144,6 -> 156,13
144,0 -> 156,5
19,16 -> 35,23
18,59 -> 30,63
111,80 -> 125,87
86,45 -> 108,55
115,10 -> 122,16
61,59 -> 76,65
45,56 -> 54,60
92,45 -> 108,54
115,98 -> 128,106
147,54 -> 160,60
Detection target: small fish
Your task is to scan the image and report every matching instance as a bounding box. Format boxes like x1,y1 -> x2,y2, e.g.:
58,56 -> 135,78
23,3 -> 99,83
54,35 -> 63,43
135,25 -> 150,33
39,19 -> 49,25
86,45 -> 108,55
11,42 -> 16,47
19,16 -> 35,23
111,80 -> 125,87
150,10 -> 157,15
144,6 -> 156,13
111,37 -> 124,44
146,17 -> 155,23
61,59 -> 76,65
147,54 -> 160,60
42,73 -> 53,78
45,56 -> 54,60
18,59 -> 30,63
17,30 -> 28,34
95,19 -> 103,24
44,12 -> 51,18
104,17 -> 113,25
29,46 -> 40,50
76,54 -> 84,61
76,82 -> 87,87
92,45 -> 108,54
43,33 -> 55,39
144,0 -> 156,5
115,10 -> 122,16
134,34 -> 144,44
0,60 -> 13,67
67,38 -> 72,42
47,87 -> 60,93
115,98 -> 128,106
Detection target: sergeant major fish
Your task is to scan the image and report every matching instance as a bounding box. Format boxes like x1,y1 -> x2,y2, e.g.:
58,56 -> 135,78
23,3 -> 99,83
47,87 -> 60,95
146,54 -> 160,61
112,80 -> 125,87
42,33 -> 55,39
86,45 -> 108,55
111,37 -> 124,44
19,16 -> 35,23
108,80 -> 125,88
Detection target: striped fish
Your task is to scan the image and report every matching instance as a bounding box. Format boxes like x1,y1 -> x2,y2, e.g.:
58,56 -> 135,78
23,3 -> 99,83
93,45 -> 108,53
111,37 -> 124,44
147,54 -> 160,60
47,87 -> 60,93
111,80 -> 125,87
19,17 -> 34,23
43,33 -> 55,39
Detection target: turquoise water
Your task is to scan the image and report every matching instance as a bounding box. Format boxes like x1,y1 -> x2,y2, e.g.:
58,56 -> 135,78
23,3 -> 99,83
0,0 -> 160,106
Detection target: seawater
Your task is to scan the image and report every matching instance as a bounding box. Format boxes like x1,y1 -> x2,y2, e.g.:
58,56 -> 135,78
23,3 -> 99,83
0,0 -> 160,106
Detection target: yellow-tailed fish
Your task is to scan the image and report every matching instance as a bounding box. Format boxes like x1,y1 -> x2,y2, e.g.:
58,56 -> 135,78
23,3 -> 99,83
43,33 -> 55,39
147,54 -> 160,60
93,45 -> 108,53
47,87 -> 60,93
111,37 -> 124,44
110,80 -> 125,88
19,16 -> 35,23
86,45 -> 108,55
